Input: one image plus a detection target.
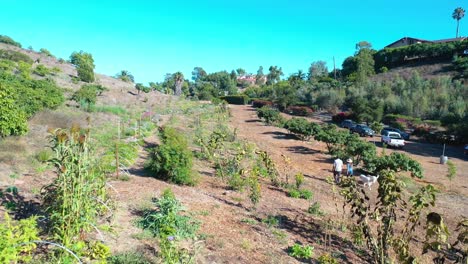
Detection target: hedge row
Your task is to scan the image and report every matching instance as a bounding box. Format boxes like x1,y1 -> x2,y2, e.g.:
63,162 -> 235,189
219,95 -> 249,105
374,40 -> 468,69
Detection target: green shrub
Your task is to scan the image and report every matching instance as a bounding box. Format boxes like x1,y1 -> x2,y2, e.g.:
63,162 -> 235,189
288,243 -> 314,260
219,95 -> 249,105
0,81 -> 28,137
39,48 -> 53,57
295,172 -> 304,189
137,188 -> 200,239
17,61 -> 31,79
287,189 -> 301,198
72,84 -> 107,111
318,254 -> 339,264
299,189 -> 313,200
70,51 -> 95,83
0,49 -> 33,64
256,106 -> 284,125
283,118 -> 321,140
308,201 -> 324,216
33,64 -> 51,76
262,215 -> 280,228
146,127 -> 195,185
35,149 -> 52,163
0,35 -> 22,47
0,213 -> 39,263
0,59 -> 15,73
107,251 -> 153,264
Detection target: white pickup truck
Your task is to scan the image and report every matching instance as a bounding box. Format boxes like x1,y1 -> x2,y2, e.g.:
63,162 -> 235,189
381,131 -> 405,148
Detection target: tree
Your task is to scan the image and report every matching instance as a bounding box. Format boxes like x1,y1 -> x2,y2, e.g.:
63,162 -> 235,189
0,82 -> 28,137
69,51 -> 95,83
191,67 -> 207,82
115,70 -> 134,83
236,68 -> 246,76
308,61 -> 328,80
452,7 -> 465,38
354,41 -> 375,83
173,72 -> 184,96
266,66 -> 283,85
255,66 -> 265,85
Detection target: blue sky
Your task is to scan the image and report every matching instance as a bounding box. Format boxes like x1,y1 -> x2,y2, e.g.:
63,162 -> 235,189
0,0 -> 465,84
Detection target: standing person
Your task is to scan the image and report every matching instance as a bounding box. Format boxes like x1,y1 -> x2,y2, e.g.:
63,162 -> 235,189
346,158 -> 353,177
332,157 -> 343,184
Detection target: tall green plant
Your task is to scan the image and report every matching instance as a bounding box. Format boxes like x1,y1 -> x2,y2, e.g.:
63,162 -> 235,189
146,127 -> 195,185
42,126 -> 108,251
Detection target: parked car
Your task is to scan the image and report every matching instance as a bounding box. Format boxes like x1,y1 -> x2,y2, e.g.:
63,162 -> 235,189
351,124 -> 374,137
381,131 -> 405,148
341,119 -> 356,129
381,127 -> 410,140
464,144 -> 468,155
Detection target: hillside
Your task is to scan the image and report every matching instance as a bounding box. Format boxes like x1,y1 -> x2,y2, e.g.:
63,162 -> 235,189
1,41 -> 467,264
371,59 -> 460,82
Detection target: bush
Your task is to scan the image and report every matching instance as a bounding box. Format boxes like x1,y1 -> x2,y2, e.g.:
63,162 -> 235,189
0,35 -> 21,47
146,127 -> 196,185
308,201 -> 324,216
107,252 -> 153,264
288,189 -> 301,198
70,51 -> 95,83
0,59 -> 15,73
0,213 -> 39,263
0,49 -> 33,64
286,105 -> 313,116
283,118 -> 321,140
0,80 -> 28,137
72,84 -> 107,111
318,254 -> 339,264
33,64 -> 51,76
137,188 -> 200,239
299,189 -> 313,200
219,95 -> 249,105
295,172 -> 304,189
39,48 -> 54,57
288,243 -> 314,260
256,106 -> 284,125
252,99 -> 273,108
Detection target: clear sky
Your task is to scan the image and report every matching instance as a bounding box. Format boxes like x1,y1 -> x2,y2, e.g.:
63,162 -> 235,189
0,0 -> 465,84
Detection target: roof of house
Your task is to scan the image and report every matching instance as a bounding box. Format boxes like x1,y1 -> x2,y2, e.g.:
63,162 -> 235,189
385,36 -> 467,48
385,37 -> 431,48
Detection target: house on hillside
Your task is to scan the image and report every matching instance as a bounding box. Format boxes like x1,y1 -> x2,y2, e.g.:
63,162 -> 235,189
385,36 -> 467,48
236,74 -> 266,85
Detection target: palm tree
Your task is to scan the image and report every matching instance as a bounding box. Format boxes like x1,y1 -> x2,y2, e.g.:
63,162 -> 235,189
452,7 -> 465,38
116,70 -> 134,83
173,72 -> 184,96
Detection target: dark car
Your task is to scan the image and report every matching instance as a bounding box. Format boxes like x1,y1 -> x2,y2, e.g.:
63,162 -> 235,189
381,127 -> 410,140
340,119 -> 356,129
464,144 -> 468,155
351,124 -> 374,137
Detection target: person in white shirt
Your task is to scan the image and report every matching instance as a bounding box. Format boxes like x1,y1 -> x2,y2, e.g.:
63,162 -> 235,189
333,157 -> 343,183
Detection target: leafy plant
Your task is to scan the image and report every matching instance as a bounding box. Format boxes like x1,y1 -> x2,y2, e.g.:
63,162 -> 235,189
446,160 -> 457,181
108,251 -> 153,264
308,201 -> 324,216
33,64 -> 51,76
137,188 -> 200,239
70,50 -> 95,82
262,215 -> 281,228
294,172 -> 304,189
256,106 -> 284,125
283,118 -> 321,141
288,243 -> 314,260
42,127 -> 109,254
146,127 -> 196,185
0,213 -> 39,263
318,253 -> 339,264
287,189 -> 301,198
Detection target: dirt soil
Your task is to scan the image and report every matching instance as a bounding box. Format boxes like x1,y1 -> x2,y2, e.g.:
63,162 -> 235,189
2,101 -> 467,263
101,104 -> 467,263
